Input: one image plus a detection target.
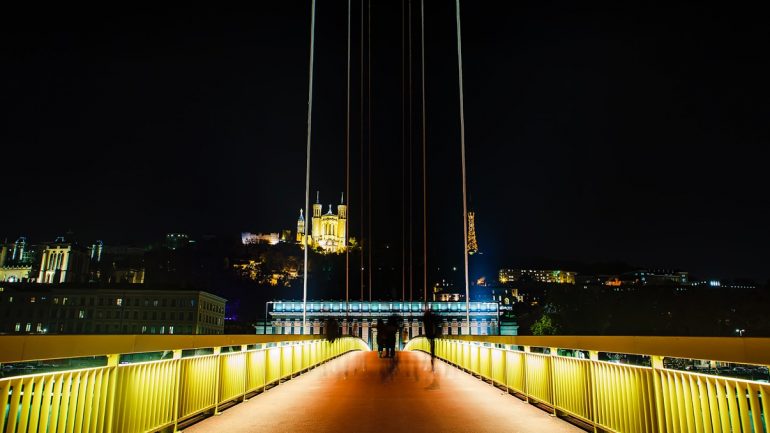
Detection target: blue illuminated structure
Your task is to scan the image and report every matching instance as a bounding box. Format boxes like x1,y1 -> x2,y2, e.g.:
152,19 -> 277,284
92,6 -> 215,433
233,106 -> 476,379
265,300 -> 509,348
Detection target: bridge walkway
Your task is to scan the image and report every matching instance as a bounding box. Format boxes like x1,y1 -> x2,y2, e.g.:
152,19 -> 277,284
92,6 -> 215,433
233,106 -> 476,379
183,350 -> 582,433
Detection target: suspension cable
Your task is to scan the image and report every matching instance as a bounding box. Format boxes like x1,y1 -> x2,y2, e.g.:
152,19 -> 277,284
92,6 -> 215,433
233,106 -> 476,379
401,0 -> 406,303
345,0 -> 351,324
359,0 -> 364,302
455,0 -> 471,330
367,0 -> 373,303
302,0 -> 317,334
420,0 -> 427,307
408,0 -> 413,303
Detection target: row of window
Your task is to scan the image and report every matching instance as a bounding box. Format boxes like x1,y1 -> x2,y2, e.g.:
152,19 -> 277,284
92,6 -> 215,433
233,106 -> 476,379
1,295 -> 201,309
1,308 -> 199,322
10,322 -> 212,335
200,314 -> 223,326
200,300 -> 224,314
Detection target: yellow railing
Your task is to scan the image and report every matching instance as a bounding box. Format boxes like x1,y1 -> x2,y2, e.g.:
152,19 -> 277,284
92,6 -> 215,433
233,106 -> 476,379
0,335 -> 368,433
405,336 -> 770,433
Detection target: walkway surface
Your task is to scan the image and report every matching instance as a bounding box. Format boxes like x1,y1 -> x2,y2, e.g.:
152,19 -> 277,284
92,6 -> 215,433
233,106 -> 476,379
184,350 -> 583,433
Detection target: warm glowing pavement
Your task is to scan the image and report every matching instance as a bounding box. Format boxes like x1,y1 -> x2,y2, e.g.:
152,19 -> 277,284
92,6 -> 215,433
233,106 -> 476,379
183,350 -> 582,433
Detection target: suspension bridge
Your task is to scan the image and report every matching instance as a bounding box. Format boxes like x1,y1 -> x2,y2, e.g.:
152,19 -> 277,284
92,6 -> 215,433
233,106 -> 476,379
2,1 -> 768,432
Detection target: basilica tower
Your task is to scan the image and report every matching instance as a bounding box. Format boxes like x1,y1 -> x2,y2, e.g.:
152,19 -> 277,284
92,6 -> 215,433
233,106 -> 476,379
296,209 -> 305,243
337,192 -> 347,249
311,191 -> 322,244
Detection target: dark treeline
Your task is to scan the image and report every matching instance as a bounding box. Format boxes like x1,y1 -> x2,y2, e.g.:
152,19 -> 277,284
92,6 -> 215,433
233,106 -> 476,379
517,284 -> 770,337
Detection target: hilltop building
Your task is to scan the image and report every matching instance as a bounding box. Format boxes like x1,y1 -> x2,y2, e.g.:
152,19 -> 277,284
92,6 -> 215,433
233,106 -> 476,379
499,268 -> 577,284
297,192 -> 347,254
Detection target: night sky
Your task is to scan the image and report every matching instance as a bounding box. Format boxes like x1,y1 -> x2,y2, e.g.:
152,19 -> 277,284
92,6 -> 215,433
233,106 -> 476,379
2,2 -> 769,282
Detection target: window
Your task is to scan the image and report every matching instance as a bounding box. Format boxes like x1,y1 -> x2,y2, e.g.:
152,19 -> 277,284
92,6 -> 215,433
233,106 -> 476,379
78,310 -> 86,319
25,323 -> 31,332
153,300 -> 159,307
141,325 -> 147,334
62,297 -> 68,305
14,323 -> 20,332
53,297 -> 59,304
29,296 -> 36,303
8,296 -> 13,303
169,326 -> 174,334
116,298 -> 123,306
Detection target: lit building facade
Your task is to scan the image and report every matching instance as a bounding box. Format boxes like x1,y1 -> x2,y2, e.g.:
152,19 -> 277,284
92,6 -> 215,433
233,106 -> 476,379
297,192 -> 347,253
0,285 -> 225,335
241,232 -> 280,245
37,240 -> 90,284
265,300 -> 508,348
0,238 -> 36,282
499,268 -> 576,284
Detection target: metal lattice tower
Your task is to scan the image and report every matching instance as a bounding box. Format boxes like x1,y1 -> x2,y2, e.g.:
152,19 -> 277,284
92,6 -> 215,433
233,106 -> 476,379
467,211 -> 478,255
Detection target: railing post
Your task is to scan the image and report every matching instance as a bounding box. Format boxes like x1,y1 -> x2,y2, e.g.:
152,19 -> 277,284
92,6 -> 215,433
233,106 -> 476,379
549,347 -> 559,416
104,354 -> 119,433
241,345 -> 248,402
588,350 -> 599,433
651,355 -> 665,432
213,346 -> 222,415
523,345 -> 530,403
172,349 -> 182,432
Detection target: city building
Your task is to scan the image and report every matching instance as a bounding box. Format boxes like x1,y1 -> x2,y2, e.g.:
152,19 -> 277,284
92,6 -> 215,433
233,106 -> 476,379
297,192 -> 347,253
499,268 -> 576,284
0,284 -> 226,335
241,232 -> 281,245
622,269 -> 689,285
264,300 -> 509,348
0,237 -> 37,282
37,238 -> 90,284
165,233 -> 191,250
86,244 -> 147,284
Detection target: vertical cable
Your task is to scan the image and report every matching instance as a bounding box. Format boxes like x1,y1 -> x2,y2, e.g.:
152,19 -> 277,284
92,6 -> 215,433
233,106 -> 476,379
367,0 -> 373,303
408,0 -> 413,303
401,0 -> 406,303
420,0 -> 427,307
456,0 -> 471,329
302,0 -> 318,334
359,0 -> 365,303
345,0 -> 351,324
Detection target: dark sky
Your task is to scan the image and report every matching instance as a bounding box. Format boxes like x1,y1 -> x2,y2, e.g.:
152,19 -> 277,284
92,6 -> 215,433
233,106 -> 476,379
2,2 -> 769,281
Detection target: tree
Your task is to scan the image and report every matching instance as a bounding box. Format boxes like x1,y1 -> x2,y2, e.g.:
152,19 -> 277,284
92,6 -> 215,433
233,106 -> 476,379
531,313 -> 559,335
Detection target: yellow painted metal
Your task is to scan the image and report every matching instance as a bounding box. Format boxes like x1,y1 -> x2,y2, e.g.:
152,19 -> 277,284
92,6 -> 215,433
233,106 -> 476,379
219,352 -> 247,405
0,334 -> 321,364
4,336 -> 365,433
490,348 -> 505,386
444,335 -> 770,366
405,338 -> 770,433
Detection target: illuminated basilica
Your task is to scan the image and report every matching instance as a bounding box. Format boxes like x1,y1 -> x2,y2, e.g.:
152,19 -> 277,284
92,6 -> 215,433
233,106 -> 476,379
297,192 -> 347,253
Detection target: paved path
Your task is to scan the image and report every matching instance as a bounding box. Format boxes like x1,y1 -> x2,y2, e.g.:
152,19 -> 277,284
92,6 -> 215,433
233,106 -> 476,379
184,350 -> 583,433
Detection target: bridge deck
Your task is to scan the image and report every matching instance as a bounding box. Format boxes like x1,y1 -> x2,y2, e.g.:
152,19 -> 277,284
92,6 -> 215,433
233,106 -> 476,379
183,350 -> 582,433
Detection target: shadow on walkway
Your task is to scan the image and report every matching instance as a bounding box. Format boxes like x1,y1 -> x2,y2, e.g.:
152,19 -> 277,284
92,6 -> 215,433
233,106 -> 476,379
183,351 -> 583,433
